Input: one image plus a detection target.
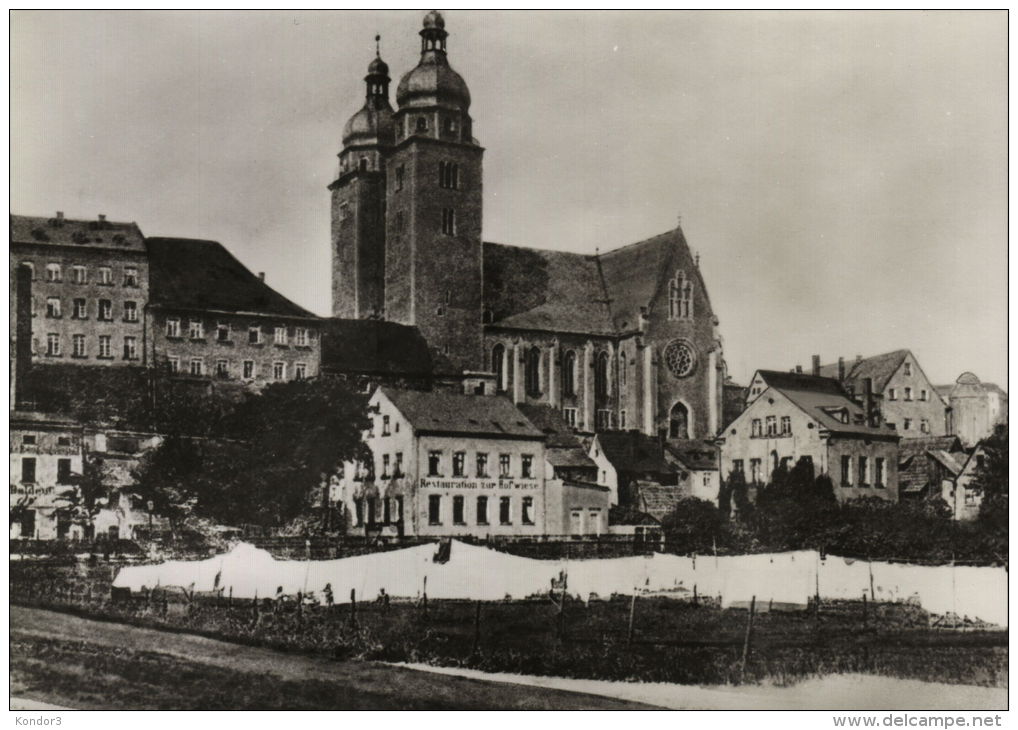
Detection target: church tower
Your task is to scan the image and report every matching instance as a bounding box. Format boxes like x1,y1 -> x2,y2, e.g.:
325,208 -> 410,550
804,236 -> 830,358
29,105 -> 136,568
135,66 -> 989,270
385,11 -> 485,372
330,40 -> 395,319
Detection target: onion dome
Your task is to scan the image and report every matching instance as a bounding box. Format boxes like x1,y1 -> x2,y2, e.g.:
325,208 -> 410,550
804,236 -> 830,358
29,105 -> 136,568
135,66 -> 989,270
341,38 -> 395,148
396,11 -> 471,111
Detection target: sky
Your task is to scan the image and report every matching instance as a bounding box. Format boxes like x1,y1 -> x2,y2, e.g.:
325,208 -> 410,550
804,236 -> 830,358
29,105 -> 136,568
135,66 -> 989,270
10,10 -> 1007,388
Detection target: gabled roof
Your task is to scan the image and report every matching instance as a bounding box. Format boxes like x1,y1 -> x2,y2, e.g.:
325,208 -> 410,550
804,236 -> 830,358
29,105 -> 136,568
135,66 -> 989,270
818,350 -> 910,393
145,237 -> 314,318
928,450 -> 965,476
595,431 -> 676,475
755,370 -> 850,398
634,481 -> 684,520
664,441 -> 718,472
11,214 -> 145,252
517,403 -> 597,470
899,435 -> 964,458
379,388 -> 543,439
321,318 -> 452,377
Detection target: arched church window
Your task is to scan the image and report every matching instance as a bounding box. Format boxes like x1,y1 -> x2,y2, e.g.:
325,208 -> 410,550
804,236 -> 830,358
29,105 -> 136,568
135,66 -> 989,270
669,402 -> 690,440
619,353 -> 627,390
669,271 -> 694,320
562,350 -> 577,397
492,344 -> 506,392
595,351 -> 610,399
524,347 -> 541,396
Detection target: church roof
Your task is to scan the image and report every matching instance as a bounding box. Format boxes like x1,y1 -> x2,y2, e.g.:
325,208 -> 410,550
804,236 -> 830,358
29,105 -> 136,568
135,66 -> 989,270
145,237 -> 315,319
320,318 -> 452,377
379,388 -> 543,439
818,350 -> 910,393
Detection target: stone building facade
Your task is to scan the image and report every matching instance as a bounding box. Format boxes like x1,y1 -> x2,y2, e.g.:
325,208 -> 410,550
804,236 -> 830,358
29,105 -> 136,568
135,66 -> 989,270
10,411 -> 83,539
936,372 -> 1008,448
330,12 -> 725,441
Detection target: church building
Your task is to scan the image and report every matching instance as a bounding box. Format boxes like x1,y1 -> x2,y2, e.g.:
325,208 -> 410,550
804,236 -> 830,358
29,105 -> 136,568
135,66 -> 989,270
330,11 -> 726,442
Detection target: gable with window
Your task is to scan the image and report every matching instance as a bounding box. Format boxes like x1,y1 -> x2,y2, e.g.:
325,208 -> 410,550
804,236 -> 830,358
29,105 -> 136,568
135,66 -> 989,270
668,270 -> 693,319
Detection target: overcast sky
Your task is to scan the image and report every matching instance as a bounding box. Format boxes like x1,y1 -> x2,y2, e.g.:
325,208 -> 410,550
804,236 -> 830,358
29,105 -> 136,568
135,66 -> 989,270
11,10 -> 1007,387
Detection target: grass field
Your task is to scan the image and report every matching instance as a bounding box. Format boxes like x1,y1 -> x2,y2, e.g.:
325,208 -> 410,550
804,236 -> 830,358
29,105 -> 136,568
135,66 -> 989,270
9,560 -> 1008,689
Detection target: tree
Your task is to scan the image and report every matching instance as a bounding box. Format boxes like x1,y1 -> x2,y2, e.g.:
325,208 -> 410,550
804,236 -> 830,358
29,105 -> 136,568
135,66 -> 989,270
54,452 -> 111,537
973,423 -> 1008,531
660,497 -> 726,554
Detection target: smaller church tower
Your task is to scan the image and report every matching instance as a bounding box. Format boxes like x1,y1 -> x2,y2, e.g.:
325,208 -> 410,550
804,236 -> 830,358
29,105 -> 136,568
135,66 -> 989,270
385,11 -> 485,372
330,39 -> 395,319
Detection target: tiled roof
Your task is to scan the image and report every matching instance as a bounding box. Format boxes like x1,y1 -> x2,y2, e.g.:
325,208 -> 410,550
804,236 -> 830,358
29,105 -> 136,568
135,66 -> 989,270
11,214 -> 145,252
899,435 -> 964,458
608,504 -> 659,526
320,318 -> 450,377
757,370 -> 850,397
928,449 -> 965,476
516,403 -> 597,469
634,481 -> 684,520
146,237 -> 314,318
818,350 -> 910,393
546,447 -> 598,469
664,441 -> 718,472
380,388 -> 543,439
596,431 -> 676,475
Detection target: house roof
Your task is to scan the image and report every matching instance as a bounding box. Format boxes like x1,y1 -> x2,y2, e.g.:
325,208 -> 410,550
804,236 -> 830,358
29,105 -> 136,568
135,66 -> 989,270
928,449 -> 965,476
320,318 -> 453,377
899,435 -> 964,458
634,481 -> 684,520
608,504 -> 660,526
754,371 -> 898,439
379,388 -> 543,439
818,350 -> 910,393
11,214 -> 145,252
595,431 -> 676,475
664,441 -> 718,472
145,237 -> 314,318
516,404 -> 597,469
546,447 -> 598,469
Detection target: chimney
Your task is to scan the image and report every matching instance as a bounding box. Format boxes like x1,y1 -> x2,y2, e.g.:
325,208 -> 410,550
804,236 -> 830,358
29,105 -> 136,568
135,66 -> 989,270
856,354 -> 863,366
862,377 -> 874,426
811,355 -> 820,376
837,356 -> 846,381
55,211 -> 64,221
98,214 -> 106,223
795,364 -> 803,374
258,272 -> 265,281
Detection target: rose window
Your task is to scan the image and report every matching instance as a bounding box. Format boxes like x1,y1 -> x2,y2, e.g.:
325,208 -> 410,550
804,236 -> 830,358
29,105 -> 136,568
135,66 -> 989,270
664,340 -> 696,378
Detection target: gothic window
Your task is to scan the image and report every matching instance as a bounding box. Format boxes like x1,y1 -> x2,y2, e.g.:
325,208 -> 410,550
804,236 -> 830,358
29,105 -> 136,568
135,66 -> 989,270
492,344 -> 506,391
618,353 -> 627,390
595,351 -> 610,399
562,350 -> 577,397
668,402 -> 690,440
668,270 -> 693,320
524,346 -> 541,395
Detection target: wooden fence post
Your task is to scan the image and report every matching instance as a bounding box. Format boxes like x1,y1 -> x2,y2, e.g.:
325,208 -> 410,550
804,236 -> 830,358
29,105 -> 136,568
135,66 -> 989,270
862,592 -> 868,625
627,591 -> 638,646
741,595 -> 756,675
350,588 -> 357,629
228,586 -> 233,608
472,601 -> 481,656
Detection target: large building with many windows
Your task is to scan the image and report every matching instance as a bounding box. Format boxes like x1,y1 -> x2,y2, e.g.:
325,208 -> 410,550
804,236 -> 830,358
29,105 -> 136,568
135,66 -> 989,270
331,11 -> 727,442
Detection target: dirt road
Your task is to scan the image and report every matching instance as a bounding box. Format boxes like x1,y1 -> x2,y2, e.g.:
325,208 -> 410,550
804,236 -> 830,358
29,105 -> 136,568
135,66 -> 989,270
10,606 -> 654,710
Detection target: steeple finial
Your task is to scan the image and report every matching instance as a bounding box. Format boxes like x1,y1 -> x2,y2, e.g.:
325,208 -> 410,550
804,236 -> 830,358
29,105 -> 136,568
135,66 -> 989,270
375,34 -> 381,57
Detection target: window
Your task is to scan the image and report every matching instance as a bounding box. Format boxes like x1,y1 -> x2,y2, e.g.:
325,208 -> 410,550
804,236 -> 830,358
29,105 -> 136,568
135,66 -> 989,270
445,117 -> 457,133
499,453 -> 511,477
904,387 -> 912,401
124,301 -> 138,322
216,322 -> 230,342
669,402 -> 690,440
453,496 -> 465,524
190,358 -> 203,376
273,362 -> 286,380
338,201 -> 350,222
668,270 -> 693,319
428,451 -> 442,477
22,435 -> 36,446
441,208 -> 456,235
765,416 -> 777,437
57,458 -> 73,484
381,454 -> 390,479
166,318 -> 181,338
46,263 -> 62,282
521,454 -> 534,479
562,408 -> 577,427
46,297 -> 61,318
475,452 -> 488,477
215,359 -> 229,378
875,457 -> 886,487
491,344 -> 506,391
841,455 -> 853,486
904,363 -> 912,376
395,164 -> 405,191
123,336 -> 137,360
452,451 -> 465,477
428,495 -> 442,525
394,452 -> 404,477
353,498 -> 364,526
596,409 -> 613,431
439,161 -> 459,189
751,419 -> 762,437
619,353 -> 627,390
859,456 -> 869,486
167,356 -> 180,374
98,335 -> 111,359
595,351 -> 609,399
902,418 -> 912,431
98,299 -> 112,321
780,416 -> 791,435
416,116 -> 428,132
750,458 -> 762,483
189,320 -> 204,340
242,360 -> 255,379
72,334 -> 86,358
920,418 -> 929,434
562,350 -> 576,396
522,497 -> 535,525
21,457 -> 36,483
888,388 -> 896,401
274,326 -> 287,345
524,347 -> 541,395
294,362 -> 307,380
476,496 -> 489,525
72,298 -> 87,319
72,265 -> 87,284
46,333 -> 60,356
620,410 -> 627,429
295,327 -> 309,346
123,267 -> 139,287
920,389 -> 928,401
499,496 -> 512,525
97,267 -> 112,285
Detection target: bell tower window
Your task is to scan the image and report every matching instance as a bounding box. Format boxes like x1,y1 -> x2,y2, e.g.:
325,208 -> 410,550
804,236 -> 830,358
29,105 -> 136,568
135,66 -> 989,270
439,161 -> 459,189
441,208 -> 456,235
416,116 -> 428,133
359,158 -> 368,172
